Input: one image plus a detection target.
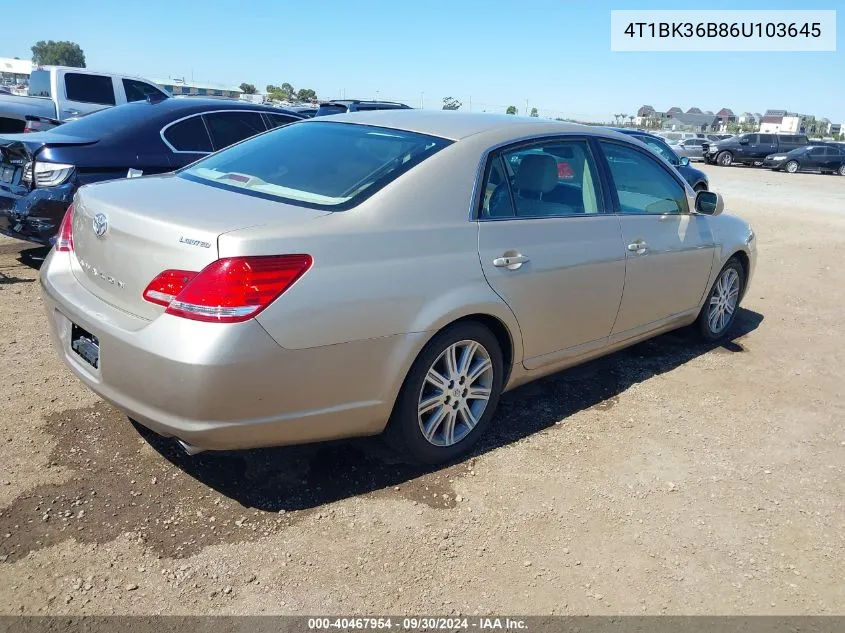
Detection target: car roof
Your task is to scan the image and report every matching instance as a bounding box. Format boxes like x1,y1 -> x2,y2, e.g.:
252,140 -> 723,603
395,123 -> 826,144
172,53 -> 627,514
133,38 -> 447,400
302,110 -> 630,143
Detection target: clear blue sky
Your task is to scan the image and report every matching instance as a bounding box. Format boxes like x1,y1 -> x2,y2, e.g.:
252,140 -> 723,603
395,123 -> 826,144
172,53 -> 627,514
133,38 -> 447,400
3,0 -> 843,122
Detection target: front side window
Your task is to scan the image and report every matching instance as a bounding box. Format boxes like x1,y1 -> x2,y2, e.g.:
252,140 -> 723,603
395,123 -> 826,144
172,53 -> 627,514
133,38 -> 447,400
809,147 -> 826,156
599,141 -> 687,215
65,73 -> 115,105
163,116 -> 213,153
180,121 -> 451,209
759,134 -> 775,144
203,111 -> 267,150
123,78 -> 165,102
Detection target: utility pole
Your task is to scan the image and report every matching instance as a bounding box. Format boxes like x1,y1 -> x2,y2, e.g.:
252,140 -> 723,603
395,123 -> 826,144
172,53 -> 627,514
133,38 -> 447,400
525,98 -> 529,116
469,95 -> 472,112
420,91 -> 424,108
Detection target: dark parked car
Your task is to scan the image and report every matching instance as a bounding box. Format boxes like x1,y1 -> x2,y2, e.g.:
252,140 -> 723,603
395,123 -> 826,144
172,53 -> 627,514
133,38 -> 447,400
0,98 -> 302,245
703,133 -> 810,166
762,144 -> 845,175
608,128 -> 709,191
315,100 -> 411,117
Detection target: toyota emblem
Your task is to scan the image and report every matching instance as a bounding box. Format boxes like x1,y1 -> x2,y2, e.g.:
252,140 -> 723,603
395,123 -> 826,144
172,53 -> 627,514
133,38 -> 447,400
92,213 -> 109,237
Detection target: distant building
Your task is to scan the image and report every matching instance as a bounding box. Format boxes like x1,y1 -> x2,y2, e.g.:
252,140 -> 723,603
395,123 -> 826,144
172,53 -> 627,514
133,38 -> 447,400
155,77 -> 241,99
662,111 -> 719,133
716,108 -> 736,124
686,107 -> 703,114
666,106 -> 683,116
0,57 -> 34,86
738,112 -> 760,125
759,111 -> 808,134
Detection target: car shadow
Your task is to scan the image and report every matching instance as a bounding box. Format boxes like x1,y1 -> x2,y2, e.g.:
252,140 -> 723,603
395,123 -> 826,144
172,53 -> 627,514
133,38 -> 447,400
17,245 -> 50,269
140,308 -> 764,513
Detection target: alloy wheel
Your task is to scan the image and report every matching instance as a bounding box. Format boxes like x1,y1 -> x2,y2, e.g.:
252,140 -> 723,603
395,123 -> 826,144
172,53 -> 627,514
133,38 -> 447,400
839,165 -> 845,176
417,340 -> 494,447
718,152 -> 732,166
707,268 -> 740,335
785,161 -> 799,173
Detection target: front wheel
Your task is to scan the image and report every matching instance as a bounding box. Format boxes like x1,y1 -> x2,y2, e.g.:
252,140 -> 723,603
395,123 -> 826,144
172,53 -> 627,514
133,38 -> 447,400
696,258 -> 745,341
784,160 -> 799,174
717,151 -> 733,167
386,322 -> 504,464
838,164 -> 845,176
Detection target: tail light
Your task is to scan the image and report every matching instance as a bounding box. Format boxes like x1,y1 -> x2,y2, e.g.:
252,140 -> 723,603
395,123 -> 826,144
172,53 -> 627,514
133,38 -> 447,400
55,204 -> 74,252
142,255 -> 312,323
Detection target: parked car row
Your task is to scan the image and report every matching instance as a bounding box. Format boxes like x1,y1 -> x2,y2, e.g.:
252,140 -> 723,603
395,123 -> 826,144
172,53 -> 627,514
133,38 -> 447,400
38,111 -> 756,464
702,133 -> 845,175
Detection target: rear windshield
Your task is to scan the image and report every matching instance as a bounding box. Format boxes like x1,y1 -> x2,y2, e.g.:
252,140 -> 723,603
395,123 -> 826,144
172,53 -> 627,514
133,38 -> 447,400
179,121 -> 452,210
315,104 -> 349,117
28,70 -> 52,98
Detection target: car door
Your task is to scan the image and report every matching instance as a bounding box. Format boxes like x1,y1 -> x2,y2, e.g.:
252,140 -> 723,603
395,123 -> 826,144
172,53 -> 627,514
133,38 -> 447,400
826,146 -> 844,171
596,140 -> 716,339
476,137 -> 626,369
806,146 -> 827,170
754,134 -> 777,160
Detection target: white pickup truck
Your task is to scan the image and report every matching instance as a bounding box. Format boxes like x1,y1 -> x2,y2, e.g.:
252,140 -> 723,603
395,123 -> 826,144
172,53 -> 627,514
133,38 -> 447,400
0,66 -> 169,133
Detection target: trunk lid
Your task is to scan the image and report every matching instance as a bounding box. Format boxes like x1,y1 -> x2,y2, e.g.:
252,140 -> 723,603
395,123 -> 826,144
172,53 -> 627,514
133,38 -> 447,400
70,173 -> 331,320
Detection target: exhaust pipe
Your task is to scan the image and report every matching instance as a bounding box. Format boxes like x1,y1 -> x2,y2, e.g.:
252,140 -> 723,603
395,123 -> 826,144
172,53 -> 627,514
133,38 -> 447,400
176,438 -> 206,456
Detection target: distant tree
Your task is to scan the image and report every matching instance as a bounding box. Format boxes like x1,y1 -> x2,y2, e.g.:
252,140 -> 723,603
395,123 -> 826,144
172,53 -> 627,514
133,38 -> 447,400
530,107 -> 539,117
265,84 -> 278,93
442,96 -> 462,110
296,88 -> 317,102
31,40 -> 86,68
628,115 -> 635,125
239,83 -> 257,95
281,82 -> 294,97
506,105 -> 517,115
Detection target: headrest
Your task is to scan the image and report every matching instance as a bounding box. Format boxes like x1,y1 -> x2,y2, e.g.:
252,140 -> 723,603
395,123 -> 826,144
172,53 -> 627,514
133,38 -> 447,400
515,153 -> 558,194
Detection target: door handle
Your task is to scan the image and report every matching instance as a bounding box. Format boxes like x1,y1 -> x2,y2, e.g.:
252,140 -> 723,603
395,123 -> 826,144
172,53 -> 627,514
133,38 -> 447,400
493,254 -> 530,270
627,240 -> 649,255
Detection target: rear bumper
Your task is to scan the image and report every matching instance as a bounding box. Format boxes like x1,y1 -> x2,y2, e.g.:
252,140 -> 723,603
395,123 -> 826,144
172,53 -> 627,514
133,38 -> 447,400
40,250 -> 422,451
0,183 -> 74,245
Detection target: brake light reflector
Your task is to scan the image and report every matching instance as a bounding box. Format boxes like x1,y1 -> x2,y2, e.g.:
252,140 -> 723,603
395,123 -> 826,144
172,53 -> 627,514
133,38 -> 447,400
142,255 -> 312,323
55,204 -> 74,252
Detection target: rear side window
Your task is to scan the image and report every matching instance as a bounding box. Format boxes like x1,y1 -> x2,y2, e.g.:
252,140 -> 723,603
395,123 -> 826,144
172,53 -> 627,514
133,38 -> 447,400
599,141 -> 687,215
180,121 -> 451,210
759,134 -> 774,144
486,140 -> 602,218
826,147 -> 842,156
123,78 -> 165,102
809,147 -> 826,156
265,113 -> 299,129
28,71 -> 52,98
203,111 -> 267,150
65,73 -> 116,105
163,116 -> 213,153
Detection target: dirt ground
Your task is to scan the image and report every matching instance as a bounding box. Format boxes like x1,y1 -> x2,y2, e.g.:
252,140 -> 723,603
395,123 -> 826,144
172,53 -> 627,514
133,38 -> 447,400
0,164 -> 844,616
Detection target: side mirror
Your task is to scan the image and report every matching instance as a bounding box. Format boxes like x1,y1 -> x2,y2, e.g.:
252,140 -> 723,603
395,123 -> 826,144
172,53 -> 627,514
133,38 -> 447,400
695,190 -> 724,216
678,156 -> 690,166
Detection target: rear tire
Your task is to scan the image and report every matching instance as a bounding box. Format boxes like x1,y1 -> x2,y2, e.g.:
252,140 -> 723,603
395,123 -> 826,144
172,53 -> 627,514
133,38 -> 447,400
696,258 -> 745,342
385,322 -> 504,465
784,160 -> 799,174
838,165 -> 845,176
716,151 -> 733,167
